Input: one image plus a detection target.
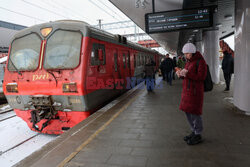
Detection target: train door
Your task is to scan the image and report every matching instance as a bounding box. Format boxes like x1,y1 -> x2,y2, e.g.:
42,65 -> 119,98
113,49 -> 121,79
111,49 -> 124,91
117,50 -> 128,90
121,50 -> 130,79
127,51 -> 131,77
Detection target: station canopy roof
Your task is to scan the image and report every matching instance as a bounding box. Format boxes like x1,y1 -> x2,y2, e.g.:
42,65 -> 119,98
108,0 -> 234,54
0,21 -> 27,52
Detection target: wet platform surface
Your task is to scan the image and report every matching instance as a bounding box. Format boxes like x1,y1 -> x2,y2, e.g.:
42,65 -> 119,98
16,78 -> 250,167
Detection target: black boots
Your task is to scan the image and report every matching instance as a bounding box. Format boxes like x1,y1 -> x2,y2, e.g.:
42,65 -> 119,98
184,132 -> 202,145
187,134 -> 202,145
183,132 -> 195,141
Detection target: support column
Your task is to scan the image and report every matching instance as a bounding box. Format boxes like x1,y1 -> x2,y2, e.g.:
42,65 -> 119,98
202,30 -> 220,84
234,0 -> 250,114
195,31 -> 203,53
195,41 -> 203,53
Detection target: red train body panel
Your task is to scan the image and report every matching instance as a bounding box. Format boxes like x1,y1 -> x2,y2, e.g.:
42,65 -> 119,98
3,20 -> 162,134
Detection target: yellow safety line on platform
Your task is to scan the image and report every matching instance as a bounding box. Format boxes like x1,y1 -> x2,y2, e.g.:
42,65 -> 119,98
57,90 -> 143,167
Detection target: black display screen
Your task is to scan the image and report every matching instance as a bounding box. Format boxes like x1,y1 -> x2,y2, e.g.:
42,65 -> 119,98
145,7 -> 213,33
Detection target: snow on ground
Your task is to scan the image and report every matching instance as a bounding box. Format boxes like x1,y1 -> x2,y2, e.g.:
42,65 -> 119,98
0,111 -> 15,121
0,104 -> 11,112
0,116 -> 38,152
0,116 -> 58,167
0,133 -> 57,167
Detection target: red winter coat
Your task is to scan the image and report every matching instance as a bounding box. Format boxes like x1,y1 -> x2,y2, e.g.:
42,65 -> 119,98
179,52 -> 207,115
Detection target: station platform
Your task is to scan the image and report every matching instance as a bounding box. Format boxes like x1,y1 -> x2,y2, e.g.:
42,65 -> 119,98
15,78 -> 250,167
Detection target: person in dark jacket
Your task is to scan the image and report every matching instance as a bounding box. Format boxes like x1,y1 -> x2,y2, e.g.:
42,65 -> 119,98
172,56 -> 177,80
162,54 -> 174,85
222,50 -> 234,91
177,43 -> 207,145
160,58 -> 166,80
144,58 -> 155,92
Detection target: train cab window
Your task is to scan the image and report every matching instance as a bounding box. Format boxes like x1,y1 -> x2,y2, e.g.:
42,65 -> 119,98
8,33 -> 41,71
91,43 -> 106,66
44,30 -> 82,69
123,53 -> 126,68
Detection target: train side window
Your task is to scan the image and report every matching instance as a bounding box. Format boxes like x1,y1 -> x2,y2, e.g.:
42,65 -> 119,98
91,43 -> 106,66
123,53 -> 126,68
114,53 -> 118,72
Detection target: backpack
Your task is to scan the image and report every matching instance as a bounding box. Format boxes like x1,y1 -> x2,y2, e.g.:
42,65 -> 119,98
196,59 -> 213,92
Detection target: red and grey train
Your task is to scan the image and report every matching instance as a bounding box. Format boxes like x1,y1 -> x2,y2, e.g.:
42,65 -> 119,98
3,20 -> 162,134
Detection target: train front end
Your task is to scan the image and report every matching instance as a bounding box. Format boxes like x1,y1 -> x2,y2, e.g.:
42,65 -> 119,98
3,22 -> 90,134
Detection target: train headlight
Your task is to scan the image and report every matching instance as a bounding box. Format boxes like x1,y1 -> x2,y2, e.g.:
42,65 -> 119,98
6,83 -> 18,93
63,82 -> 77,93
41,27 -> 52,37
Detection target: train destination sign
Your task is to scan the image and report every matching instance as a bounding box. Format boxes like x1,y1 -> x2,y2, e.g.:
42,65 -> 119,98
145,7 -> 213,33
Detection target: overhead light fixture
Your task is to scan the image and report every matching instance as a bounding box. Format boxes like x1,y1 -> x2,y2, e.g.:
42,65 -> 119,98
216,23 -> 222,28
193,29 -> 199,33
224,15 -> 233,21
191,34 -> 195,37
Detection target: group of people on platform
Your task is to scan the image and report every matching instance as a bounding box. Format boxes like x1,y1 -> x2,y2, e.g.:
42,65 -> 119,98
143,54 -> 186,91
159,54 -> 187,86
143,41 -> 234,146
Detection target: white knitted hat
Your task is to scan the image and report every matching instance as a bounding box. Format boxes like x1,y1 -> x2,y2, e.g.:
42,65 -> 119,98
182,43 -> 196,54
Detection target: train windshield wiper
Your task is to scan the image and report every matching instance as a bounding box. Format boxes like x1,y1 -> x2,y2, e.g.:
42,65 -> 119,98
44,69 -> 58,86
8,57 -> 22,76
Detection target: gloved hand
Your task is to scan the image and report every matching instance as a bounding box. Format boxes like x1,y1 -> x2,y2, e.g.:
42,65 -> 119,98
180,69 -> 188,77
176,70 -> 181,78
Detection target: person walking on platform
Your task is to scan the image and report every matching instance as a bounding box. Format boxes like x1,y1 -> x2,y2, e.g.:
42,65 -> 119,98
162,54 -> 174,85
172,56 -> 177,80
160,58 -> 166,80
176,43 -> 207,145
144,58 -> 155,92
177,55 -> 186,69
222,49 -> 234,92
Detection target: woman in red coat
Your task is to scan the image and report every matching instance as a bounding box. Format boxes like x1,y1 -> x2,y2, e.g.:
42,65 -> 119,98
177,43 -> 207,145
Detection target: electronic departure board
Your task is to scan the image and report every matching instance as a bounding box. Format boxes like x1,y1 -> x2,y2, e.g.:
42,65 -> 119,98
145,7 -> 213,34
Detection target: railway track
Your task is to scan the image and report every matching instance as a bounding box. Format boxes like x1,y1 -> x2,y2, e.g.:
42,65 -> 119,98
0,134 -> 40,156
0,106 -> 15,122
0,115 -> 16,122
0,108 -> 13,114
0,109 -> 57,167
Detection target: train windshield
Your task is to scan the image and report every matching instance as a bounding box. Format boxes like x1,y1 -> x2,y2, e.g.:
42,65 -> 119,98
44,30 -> 82,70
8,33 -> 41,71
